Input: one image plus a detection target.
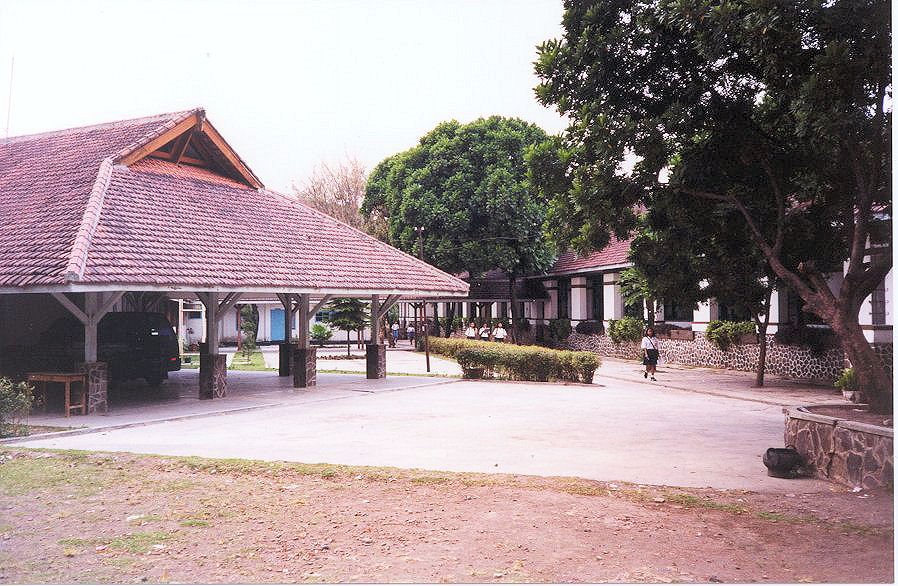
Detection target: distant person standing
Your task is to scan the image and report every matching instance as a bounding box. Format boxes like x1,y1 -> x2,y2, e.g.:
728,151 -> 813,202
641,327 -> 661,381
493,322 -> 508,343
406,323 -> 416,346
465,322 -> 477,340
391,322 -> 400,345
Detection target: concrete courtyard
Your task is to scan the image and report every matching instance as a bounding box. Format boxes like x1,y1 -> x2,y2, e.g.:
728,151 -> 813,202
9,349 -> 843,493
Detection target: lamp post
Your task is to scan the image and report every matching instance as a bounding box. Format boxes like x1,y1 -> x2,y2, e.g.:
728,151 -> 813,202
413,226 -> 431,373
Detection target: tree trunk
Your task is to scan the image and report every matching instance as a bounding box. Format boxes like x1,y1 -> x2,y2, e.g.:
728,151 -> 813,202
509,275 -> 520,344
832,313 -> 892,414
753,288 -> 773,388
645,297 -> 655,326
346,330 -> 351,357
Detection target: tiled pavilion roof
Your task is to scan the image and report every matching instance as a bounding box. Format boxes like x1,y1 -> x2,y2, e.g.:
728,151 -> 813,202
0,109 -> 468,297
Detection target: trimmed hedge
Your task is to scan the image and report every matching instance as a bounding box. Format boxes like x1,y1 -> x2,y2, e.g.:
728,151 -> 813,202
428,337 -> 599,383
607,316 -> 644,344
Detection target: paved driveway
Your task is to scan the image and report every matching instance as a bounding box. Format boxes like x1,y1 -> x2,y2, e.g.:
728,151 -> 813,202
11,374 -> 826,492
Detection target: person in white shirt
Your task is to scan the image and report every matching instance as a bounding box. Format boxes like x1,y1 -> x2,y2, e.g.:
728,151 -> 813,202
406,324 -> 416,346
640,327 -> 661,381
479,324 -> 491,341
391,322 -> 400,346
493,322 -> 508,343
465,322 -> 477,340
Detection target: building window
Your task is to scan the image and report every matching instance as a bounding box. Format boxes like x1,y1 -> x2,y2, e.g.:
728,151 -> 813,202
718,303 -> 751,322
663,301 -> 693,322
589,276 -> 604,321
557,278 -> 571,319
871,280 -> 887,325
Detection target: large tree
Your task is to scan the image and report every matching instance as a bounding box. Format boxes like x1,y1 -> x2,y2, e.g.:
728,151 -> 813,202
362,116 -> 557,340
294,157 -> 388,240
324,298 -> 368,357
534,0 -> 892,412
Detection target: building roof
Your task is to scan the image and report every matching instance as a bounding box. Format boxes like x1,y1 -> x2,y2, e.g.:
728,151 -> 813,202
0,109 -> 468,297
451,269 -> 548,301
543,236 -> 634,276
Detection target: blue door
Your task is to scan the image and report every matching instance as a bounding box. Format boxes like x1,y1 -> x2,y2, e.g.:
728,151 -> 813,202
270,308 -> 285,342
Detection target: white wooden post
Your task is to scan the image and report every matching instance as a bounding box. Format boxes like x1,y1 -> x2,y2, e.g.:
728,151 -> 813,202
603,272 -> 624,326
571,276 -> 588,325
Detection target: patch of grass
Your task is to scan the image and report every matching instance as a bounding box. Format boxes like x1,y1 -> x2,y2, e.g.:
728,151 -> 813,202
559,482 -> 609,497
179,518 -> 210,527
154,479 -> 198,492
106,531 -> 172,554
662,492 -> 747,513
0,453 -> 119,496
410,474 -> 451,485
58,537 -> 95,547
229,351 -> 275,371
105,556 -> 138,570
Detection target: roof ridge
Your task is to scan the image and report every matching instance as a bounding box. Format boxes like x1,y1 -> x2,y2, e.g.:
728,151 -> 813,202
64,157 -> 115,282
0,109 -> 198,145
268,189 -> 470,292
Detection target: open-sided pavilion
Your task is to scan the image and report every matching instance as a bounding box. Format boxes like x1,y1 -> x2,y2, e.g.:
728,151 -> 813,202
0,108 -> 468,412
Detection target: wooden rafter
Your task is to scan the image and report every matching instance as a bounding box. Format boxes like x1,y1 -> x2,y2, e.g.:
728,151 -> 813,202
118,110 -> 263,188
170,131 -> 193,165
117,113 -> 201,166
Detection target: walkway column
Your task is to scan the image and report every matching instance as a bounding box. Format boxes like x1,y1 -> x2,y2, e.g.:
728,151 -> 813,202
603,272 -> 624,328
51,291 -> 123,414
196,292 -> 242,399
294,293 -> 318,388
277,294 -> 297,377
367,295 -> 386,379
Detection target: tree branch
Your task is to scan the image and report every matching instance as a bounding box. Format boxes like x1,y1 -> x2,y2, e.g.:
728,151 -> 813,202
758,157 -> 786,255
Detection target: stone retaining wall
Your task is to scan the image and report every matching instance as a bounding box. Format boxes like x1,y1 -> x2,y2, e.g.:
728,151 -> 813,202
567,332 -> 848,383
783,406 -> 893,489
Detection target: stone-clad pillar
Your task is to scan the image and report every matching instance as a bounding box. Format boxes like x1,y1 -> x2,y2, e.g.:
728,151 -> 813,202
78,361 -> 108,414
366,343 -> 386,379
293,347 -> 316,388
199,353 -> 227,399
279,343 -> 297,377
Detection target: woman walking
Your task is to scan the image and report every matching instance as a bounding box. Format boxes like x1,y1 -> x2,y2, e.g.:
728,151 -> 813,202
641,327 -> 661,381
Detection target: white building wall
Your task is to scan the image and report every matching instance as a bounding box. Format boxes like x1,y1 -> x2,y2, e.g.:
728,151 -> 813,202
571,276 -> 589,324
602,272 -> 623,326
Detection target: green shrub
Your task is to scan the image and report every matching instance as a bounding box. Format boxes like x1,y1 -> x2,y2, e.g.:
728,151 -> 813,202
607,316 -> 644,344
0,377 -> 33,438
548,318 -> 572,342
310,323 -> 332,345
834,368 -> 858,392
705,320 -> 756,351
448,339 -> 599,383
575,320 -> 604,335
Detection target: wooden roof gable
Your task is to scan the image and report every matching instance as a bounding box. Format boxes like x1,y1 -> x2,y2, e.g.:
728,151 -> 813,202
115,109 -> 263,189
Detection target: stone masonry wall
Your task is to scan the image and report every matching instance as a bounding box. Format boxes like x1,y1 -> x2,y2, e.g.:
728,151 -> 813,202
784,411 -> 893,490
567,332 -> 851,383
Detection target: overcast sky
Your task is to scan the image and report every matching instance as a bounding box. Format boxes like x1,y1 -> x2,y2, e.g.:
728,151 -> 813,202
0,0 -> 567,193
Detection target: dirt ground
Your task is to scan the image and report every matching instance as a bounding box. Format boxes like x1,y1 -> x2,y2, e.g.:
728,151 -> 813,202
0,449 -> 892,584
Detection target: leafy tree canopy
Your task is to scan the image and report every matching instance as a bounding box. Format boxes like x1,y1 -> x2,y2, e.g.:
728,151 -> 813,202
362,116 -> 556,279
534,0 -> 892,411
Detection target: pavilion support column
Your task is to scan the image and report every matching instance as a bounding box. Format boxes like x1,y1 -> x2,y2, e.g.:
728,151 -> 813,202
197,291 -> 242,399
366,295 -> 386,379
294,294 -> 317,388
277,294 -> 297,377
51,291 -> 123,414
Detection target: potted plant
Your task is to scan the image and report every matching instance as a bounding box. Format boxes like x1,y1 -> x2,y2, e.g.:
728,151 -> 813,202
834,367 -> 863,402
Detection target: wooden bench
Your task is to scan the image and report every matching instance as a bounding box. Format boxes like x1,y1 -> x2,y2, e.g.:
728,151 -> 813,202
26,371 -> 87,417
